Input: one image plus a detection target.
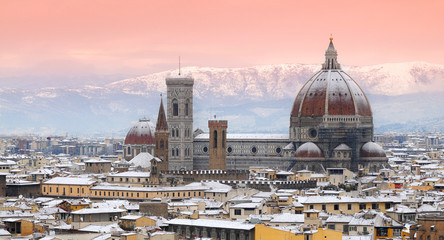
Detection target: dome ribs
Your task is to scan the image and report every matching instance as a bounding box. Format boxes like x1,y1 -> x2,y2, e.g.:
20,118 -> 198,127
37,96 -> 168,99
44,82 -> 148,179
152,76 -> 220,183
124,119 -> 156,145
327,71 -> 355,115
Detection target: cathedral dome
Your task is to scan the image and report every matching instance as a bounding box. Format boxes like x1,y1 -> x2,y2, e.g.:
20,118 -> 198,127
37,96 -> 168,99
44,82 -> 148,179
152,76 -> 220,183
295,142 -> 324,158
360,142 -> 386,158
291,38 -> 372,118
124,118 -> 156,145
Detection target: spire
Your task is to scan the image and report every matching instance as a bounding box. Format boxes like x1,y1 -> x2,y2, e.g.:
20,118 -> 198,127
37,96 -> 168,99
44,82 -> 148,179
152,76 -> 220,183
156,95 -> 168,131
322,35 -> 341,70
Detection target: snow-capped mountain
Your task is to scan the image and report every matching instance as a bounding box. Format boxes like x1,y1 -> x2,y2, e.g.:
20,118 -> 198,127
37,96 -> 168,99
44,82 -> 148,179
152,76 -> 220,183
1,62 -> 444,136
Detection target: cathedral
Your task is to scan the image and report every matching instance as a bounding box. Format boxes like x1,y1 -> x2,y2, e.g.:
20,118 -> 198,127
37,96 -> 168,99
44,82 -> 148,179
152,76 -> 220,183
124,38 -> 387,172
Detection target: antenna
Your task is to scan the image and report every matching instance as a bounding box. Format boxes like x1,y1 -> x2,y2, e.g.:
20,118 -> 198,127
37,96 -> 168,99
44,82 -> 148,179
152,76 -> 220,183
179,56 -> 181,76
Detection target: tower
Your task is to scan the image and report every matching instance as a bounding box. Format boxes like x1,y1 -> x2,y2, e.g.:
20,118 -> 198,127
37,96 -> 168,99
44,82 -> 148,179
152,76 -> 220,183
154,97 -> 169,172
208,120 -> 227,170
166,76 -> 194,170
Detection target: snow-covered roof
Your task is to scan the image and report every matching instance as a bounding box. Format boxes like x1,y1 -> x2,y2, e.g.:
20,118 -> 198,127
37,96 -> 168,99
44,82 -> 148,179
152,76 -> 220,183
71,208 -> 126,215
108,171 -> 150,178
334,144 -> 352,151
119,215 -> 144,220
269,213 -> 304,223
79,223 -> 123,233
166,219 -> 255,230
84,159 -> 111,163
91,184 -> 206,192
43,177 -> 95,185
195,133 -> 289,140
302,196 -> 400,204
325,214 -> 354,223
129,152 -> 153,168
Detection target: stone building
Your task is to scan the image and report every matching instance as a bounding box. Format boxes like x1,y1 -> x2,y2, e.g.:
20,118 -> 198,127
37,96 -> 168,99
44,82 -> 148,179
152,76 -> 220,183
166,218 -> 255,240
84,159 -> 111,173
410,213 -> 444,240
191,38 -> 387,172
166,76 -> 194,170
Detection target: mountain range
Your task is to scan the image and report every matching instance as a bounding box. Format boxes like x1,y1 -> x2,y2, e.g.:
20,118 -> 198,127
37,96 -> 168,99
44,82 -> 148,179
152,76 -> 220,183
1,62 -> 444,137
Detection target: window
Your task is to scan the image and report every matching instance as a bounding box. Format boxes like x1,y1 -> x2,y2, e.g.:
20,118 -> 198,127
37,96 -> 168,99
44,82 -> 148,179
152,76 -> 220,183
322,205 -> 326,211
172,99 -> 178,116
43,187 -> 46,192
160,140 -> 164,150
234,209 -> 242,215
334,204 -> 339,210
213,130 -> 218,148
222,130 -> 225,148
251,146 -> 257,153
385,203 -> 391,209
359,203 -> 366,210
310,205 -> 314,209
372,203 -> 379,209
328,224 -> 335,230
185,99 -> 189,116
348,204 -> 352,210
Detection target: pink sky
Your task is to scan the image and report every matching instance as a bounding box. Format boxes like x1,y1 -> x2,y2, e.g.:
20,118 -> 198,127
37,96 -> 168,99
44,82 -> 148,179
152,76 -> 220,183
1,0 -> 443,81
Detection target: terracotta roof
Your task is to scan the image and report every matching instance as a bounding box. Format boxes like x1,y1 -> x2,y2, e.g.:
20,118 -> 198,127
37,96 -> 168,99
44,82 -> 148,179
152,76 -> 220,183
124,118 -> 156,145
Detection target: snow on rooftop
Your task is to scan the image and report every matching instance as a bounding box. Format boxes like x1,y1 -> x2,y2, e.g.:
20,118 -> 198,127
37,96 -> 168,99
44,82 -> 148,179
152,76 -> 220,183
43,177 -> 95,185
108,171 -> 150,178
72,208 -> 126,215
79,223 -> 123,233
269,213 -> 304,223
129,152 -> 153,168
195,133 -> 289,140
166,218 -> 255,230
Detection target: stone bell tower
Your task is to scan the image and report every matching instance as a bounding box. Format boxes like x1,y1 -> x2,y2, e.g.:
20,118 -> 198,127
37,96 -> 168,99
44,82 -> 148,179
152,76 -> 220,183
166,75 -> 194,170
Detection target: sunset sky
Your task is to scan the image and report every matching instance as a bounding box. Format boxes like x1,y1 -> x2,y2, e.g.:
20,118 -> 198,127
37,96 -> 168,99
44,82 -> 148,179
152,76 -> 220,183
1,0 -> 443,87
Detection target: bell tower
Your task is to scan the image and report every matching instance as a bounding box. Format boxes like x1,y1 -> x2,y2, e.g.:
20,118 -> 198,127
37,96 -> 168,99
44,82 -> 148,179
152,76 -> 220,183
154,96 -> 169,172
208,120 -> 227,170
166,75 -> 194,170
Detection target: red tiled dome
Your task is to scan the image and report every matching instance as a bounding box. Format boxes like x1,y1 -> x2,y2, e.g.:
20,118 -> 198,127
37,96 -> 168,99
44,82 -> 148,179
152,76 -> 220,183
291,39 -> 372,118
124,118 -> 156,145
295,142 -> 324,158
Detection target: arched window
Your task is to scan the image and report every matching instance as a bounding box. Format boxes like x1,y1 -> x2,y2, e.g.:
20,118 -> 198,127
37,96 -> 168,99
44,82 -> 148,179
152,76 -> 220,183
176,129 -> 179,138
213,130 -> 218,148
185,99 -> 190,116
172,99 -> 178,116
160,140 -> 164,150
